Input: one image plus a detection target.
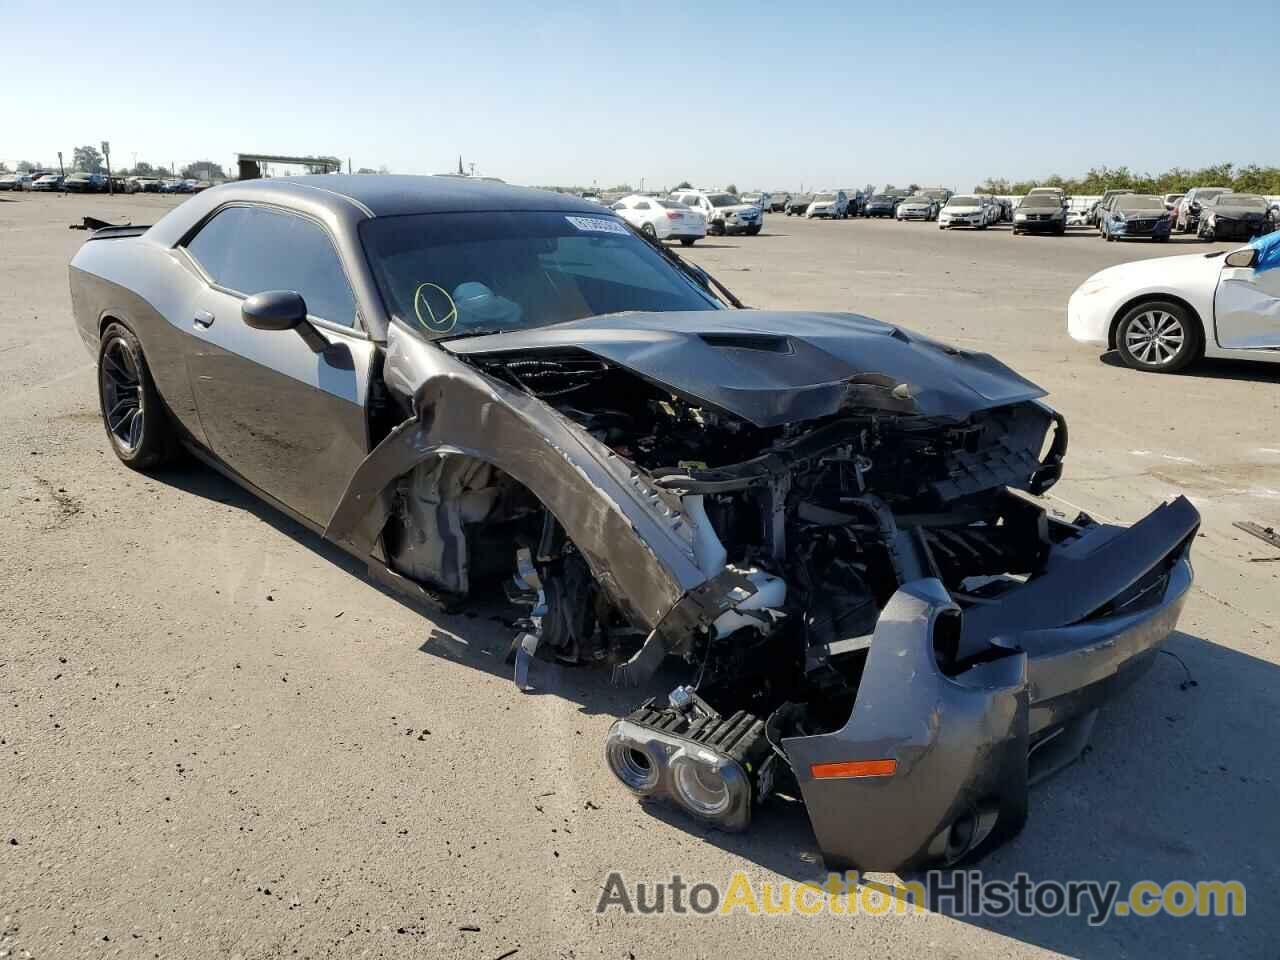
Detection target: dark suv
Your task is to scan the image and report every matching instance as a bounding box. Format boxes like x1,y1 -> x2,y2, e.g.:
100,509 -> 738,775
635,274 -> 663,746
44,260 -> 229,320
1013,188 -> 1068,235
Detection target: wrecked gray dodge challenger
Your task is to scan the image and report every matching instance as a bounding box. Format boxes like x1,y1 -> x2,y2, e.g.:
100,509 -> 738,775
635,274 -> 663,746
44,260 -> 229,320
69,175 -> 1198,871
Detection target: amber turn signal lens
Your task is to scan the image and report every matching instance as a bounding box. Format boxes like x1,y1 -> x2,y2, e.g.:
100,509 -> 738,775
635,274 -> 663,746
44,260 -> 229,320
810,758 -> 897,780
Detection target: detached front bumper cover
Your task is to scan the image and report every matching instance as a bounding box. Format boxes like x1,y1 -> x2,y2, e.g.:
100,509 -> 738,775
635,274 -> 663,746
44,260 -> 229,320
782,495 -> 1198,872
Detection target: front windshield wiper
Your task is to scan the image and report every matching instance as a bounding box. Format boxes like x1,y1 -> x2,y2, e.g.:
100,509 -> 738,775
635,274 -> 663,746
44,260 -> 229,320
435,327 -> 509,342
628,223 -> 745,308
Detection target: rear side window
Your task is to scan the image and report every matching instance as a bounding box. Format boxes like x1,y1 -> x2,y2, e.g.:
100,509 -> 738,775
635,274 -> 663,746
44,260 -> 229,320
185,206 -> 358,327
633,201 -> 651,210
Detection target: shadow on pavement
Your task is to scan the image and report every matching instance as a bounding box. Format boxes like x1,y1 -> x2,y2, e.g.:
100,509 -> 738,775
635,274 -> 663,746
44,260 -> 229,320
1100,351 -> 1280,384
153,459 -> 1276,955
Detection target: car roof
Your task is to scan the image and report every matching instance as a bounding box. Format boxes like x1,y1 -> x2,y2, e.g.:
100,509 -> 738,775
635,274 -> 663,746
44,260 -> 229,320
224,174 -> 608,218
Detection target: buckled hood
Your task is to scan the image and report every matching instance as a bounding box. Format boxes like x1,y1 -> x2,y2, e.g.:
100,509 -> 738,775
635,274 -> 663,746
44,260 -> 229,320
442,310 -> 1046,427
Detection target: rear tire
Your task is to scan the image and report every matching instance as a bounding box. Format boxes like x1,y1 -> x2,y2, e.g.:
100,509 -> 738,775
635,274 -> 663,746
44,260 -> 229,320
680,238 -> 695,247
98,322 -> 175,471
746,225 -> 761,236
1114,301 -> 1201,373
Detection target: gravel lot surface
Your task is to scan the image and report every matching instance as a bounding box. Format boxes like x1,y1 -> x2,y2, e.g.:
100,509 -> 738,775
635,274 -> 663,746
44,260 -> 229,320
2,192 -> 1277,958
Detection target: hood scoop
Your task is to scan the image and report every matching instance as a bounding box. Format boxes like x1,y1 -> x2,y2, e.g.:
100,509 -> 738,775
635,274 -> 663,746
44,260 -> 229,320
699,332 -> 791,353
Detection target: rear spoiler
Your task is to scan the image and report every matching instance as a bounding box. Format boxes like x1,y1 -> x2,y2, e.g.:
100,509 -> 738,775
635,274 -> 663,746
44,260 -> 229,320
70,216 -> 151,239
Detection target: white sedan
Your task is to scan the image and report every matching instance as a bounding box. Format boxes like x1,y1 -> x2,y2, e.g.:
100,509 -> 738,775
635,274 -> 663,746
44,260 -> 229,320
1068,231 -> 1280,372
611,195 -> 707,246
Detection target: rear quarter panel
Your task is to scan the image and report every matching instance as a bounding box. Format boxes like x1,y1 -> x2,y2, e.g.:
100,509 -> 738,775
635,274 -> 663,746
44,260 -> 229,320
69,236 -> 207,446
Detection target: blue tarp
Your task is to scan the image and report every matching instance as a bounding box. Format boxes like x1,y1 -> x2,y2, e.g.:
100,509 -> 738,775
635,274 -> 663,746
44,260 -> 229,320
1249,228 -> 1280,273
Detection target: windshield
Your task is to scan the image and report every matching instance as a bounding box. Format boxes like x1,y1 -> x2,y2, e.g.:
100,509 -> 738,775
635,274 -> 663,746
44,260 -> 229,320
360,211 -> 722,340
947,196 -> 979,206
813,194 -> 835,202
707,194 -> 738,207
903,197 -> 930,204
1021,191 -> 1062,209
870,195 -> 892,203
1118,195 -> 1164,210
656,200 -> 687,210
1216,195 -> 1267,210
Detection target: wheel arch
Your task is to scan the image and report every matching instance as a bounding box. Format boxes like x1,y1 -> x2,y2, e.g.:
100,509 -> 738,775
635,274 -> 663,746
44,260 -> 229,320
1107,292 -> 1206,352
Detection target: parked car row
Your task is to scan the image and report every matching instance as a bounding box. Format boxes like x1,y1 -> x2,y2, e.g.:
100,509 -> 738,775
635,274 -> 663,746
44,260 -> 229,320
938,193 -> 1010,229
0,173 -> 210,194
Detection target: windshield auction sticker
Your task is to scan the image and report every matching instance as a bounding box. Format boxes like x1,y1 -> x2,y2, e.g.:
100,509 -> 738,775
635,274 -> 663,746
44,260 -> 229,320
565,216 -> 630,235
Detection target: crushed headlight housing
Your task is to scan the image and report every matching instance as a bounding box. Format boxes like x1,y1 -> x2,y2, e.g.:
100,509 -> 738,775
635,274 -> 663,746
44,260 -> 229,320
605,686 -> 775,831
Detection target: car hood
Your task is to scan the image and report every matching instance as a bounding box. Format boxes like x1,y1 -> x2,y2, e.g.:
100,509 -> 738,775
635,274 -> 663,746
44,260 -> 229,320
1209,206 -> 1265,217
1115,206 -> 1167,217
716,204 -> 759,215
1081,251 -> 1225,290
442,310 -> 1046,427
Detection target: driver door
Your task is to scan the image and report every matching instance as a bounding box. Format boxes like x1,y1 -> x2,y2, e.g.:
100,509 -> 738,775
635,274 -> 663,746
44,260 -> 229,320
177,204 -> 376,527
1214,234 -> 1280,350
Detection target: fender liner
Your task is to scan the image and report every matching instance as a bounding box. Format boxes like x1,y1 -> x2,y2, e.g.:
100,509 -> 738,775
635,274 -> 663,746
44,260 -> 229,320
323,335 -> 725,632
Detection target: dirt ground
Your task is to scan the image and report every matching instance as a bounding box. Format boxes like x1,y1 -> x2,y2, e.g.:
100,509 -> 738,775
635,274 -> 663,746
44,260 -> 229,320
1,191 -> 1277,959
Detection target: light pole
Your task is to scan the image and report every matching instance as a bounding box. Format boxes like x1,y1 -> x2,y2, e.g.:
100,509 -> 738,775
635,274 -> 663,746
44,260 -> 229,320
101,141 -> 113,194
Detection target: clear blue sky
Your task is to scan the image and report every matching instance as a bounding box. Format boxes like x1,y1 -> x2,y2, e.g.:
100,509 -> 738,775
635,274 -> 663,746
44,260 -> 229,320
5,0 -> 1277,190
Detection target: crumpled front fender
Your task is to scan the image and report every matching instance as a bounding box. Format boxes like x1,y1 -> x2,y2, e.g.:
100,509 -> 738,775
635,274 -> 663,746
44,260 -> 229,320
324,324 -> 717,630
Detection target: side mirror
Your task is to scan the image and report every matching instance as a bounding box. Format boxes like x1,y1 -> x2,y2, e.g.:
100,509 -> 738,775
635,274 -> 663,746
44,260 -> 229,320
1224,248 -> 1258,269
242,290 -> 329,352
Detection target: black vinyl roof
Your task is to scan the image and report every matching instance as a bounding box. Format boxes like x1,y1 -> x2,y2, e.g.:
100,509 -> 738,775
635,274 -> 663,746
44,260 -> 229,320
266,174 -> 606,218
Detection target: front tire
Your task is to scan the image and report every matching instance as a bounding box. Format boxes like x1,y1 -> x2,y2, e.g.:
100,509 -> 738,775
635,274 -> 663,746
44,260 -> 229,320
641,223 -> 657,240
98,322 -> 174,470
1115,301 -> 1201,373
680,238 -> 695,247
746,225 -> 761,236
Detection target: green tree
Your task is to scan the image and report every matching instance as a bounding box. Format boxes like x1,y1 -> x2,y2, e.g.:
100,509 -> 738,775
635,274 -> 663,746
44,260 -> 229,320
673,180 -> 692,190
130,161 -> 157,176
17,160 -> 39,173
355,167 -> 378,174
73,145 -> 105,173
304,156 -> 342,175
180,161 -> 227,180
725,183 -> 739,195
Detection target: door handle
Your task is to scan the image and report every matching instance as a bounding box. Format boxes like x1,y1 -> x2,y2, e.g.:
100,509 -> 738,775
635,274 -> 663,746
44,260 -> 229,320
193,310 -> 215,328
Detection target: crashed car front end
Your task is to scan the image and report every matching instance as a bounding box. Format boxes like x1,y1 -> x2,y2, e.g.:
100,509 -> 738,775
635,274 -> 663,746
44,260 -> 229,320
328,308 -> 1198,874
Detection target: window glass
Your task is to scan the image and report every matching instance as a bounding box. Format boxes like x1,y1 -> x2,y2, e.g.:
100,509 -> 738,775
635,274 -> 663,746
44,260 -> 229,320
185,206 -> 358,327
359,210 -> 721,340
634,201 -> 651,210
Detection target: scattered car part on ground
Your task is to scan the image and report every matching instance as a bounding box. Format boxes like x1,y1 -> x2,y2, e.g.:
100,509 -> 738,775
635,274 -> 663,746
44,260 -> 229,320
1233,520 -> 1280,550
1099,194 -> 1172,243
1068,229 -> 1280,371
